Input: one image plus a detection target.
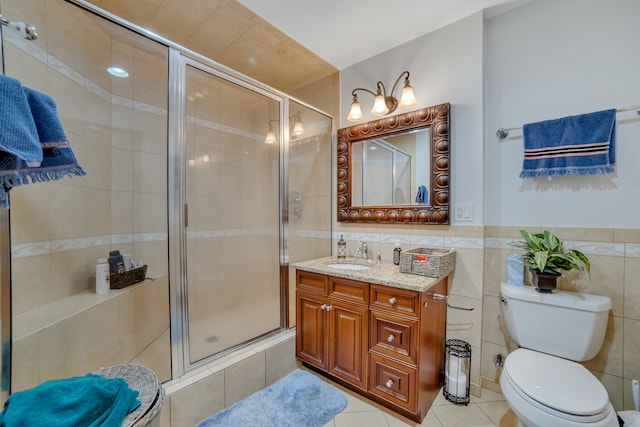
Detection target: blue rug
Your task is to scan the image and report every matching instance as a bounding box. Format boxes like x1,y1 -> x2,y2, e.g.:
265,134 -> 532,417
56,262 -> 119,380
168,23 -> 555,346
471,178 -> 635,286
196,370 -> 347,427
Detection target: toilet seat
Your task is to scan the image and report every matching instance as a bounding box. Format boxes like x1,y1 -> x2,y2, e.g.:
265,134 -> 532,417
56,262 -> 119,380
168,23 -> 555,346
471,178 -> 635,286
503,349 -> 611,423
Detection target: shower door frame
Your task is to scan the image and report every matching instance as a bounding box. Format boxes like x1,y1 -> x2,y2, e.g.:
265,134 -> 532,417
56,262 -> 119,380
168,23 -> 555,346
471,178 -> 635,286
168,49 -> 291,376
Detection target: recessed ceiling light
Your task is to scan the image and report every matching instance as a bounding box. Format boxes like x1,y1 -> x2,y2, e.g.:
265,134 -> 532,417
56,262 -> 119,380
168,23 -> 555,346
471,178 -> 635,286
107,66 -> 129,78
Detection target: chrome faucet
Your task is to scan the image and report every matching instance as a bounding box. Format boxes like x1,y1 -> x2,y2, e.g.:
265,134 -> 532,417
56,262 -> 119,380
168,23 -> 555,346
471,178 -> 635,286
359,241 -> 368,260
354,247 -> 362,259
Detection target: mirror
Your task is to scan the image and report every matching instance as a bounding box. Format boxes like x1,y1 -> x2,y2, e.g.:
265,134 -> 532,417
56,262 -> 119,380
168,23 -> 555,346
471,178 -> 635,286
337,103 -> 450,224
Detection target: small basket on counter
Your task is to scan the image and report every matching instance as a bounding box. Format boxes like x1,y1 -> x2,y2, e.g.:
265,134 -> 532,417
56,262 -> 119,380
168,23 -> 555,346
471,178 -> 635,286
110,265 -> 148,289
399,248 -> 456,277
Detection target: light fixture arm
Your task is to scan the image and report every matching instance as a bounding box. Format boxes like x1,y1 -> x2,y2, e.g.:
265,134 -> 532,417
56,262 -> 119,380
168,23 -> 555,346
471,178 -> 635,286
351,87 -> 378,99
390,71 -> 410,100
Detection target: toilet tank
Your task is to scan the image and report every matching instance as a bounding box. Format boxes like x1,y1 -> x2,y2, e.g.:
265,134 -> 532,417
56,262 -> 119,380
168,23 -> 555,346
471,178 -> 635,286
500,283 -> 611,361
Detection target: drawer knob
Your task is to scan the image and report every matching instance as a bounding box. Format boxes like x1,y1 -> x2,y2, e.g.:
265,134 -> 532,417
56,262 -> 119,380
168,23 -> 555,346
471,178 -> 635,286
387,334 -> 395,343
389,297 -> 397,305
385,379 -> 394,388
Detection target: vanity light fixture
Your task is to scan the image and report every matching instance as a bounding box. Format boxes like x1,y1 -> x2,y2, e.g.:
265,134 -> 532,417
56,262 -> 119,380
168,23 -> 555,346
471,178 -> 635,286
347,70 -> 418,122
263,112 -> 305,144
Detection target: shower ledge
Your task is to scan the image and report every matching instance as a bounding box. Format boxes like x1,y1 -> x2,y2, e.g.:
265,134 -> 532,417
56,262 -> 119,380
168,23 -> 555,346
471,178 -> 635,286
13,278 -> 156,341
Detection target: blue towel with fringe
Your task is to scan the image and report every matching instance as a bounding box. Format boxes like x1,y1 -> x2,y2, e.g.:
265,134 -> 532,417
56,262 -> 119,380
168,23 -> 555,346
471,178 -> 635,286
0,82 -> 86,208
0,374 -> 140,427
0,76 -> 42,165
415,185 -> 428,204
520,109 -> 616,178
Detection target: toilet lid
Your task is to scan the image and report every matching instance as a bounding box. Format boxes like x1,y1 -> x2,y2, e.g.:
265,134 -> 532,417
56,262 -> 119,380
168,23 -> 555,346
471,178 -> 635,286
504,349 -> 609,416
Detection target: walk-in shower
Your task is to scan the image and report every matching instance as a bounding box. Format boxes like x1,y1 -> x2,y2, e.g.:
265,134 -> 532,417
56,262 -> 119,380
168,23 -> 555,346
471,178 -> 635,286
0,0 -> 332,404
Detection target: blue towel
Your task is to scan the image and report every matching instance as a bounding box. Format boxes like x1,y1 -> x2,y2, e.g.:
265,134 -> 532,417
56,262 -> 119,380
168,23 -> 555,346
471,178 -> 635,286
415,185 -> 428,204
507,253 -> 524,286
0,374 -> 140,427
0,83 -> 86,208
0,76 -> 42,165
520,109 -> 616,178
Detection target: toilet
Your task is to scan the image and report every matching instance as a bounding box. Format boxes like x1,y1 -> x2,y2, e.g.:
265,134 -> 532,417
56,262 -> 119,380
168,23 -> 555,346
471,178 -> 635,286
499,283 -> 618,427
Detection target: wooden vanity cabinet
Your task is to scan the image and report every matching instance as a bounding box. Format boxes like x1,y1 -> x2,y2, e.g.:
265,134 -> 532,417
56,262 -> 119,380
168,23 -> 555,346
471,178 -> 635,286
296,270 -> 369,390
296,269 -> 448,422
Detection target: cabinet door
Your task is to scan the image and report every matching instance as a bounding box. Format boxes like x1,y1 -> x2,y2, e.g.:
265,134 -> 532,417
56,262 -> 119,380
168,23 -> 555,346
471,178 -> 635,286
327,299 -> 368,390
296,292 -> 327,369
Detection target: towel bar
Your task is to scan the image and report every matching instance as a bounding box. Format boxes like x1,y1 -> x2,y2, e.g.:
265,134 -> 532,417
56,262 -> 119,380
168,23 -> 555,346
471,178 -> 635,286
496,104 -> 640,140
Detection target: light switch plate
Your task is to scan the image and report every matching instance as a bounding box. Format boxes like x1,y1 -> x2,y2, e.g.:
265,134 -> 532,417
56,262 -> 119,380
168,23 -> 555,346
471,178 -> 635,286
454,204 -> 473,222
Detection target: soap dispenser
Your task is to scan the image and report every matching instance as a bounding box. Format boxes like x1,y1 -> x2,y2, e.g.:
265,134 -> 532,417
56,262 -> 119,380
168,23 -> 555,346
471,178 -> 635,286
337,235 -> 347,259
393,241 -> 402,265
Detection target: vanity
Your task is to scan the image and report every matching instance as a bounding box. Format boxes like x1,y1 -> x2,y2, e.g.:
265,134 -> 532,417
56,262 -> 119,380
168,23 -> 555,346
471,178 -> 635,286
293,257 -> 449,422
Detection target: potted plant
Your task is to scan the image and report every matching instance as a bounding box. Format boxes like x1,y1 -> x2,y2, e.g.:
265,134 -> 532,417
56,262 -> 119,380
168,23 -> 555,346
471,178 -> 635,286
509,229 -> 590,293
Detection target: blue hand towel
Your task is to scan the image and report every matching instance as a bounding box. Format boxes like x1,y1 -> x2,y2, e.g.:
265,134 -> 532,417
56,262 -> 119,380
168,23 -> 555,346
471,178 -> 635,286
520,109 -> 616,178
0,76 -> 42,165
415,185 -> 428,204
0,84 -> 86,208
0,374 -> 140,427
507,253 -> 524,286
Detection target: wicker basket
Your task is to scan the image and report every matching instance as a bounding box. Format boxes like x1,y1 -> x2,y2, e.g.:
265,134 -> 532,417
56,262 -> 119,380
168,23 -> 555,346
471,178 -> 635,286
95,364 -> 164,427
399,248 -> 456,277
110,265 -> 147,289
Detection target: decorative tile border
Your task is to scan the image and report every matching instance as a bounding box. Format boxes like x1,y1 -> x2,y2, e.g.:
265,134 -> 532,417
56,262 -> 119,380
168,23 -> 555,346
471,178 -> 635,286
12,233 -> 168,259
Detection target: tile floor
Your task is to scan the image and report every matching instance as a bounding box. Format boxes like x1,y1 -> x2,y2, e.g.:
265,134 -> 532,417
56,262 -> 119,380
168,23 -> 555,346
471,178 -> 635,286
312,370 -> 520,427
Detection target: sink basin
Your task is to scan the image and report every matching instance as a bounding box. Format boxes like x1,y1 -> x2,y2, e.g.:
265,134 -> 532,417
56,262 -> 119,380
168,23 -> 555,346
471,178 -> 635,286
326,263 -> 371,271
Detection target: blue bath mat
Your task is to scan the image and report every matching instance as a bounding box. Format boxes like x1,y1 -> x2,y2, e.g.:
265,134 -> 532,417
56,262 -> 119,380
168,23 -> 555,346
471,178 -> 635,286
196,370 -> 347,427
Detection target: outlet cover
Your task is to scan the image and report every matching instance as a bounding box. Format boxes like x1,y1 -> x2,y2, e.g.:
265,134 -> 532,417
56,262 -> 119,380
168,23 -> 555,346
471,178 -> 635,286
454,204 -> 473,222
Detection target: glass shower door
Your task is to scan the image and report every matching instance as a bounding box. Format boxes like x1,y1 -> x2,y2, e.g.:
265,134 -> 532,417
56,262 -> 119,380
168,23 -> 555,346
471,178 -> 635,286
183,63 -> 282,364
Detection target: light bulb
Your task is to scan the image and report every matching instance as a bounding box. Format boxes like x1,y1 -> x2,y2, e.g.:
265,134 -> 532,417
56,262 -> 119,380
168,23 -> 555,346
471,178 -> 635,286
371,93 -> 389,115
292,120 -> 304,136
264,130 -> 277,144
399,83 -> 418,108
347,101 -> 363,121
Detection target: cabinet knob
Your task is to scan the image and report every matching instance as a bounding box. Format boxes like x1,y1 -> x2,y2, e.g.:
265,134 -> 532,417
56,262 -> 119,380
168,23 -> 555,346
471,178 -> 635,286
389,297 -> 397,305
326,305 -> 332,311
320,304 -> 327,310
387,334 -> 395,343
385,379 -> 394,388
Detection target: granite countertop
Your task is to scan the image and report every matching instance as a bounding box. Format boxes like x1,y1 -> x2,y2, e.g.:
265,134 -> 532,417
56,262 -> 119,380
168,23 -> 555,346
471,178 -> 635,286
292,256 -> 445,292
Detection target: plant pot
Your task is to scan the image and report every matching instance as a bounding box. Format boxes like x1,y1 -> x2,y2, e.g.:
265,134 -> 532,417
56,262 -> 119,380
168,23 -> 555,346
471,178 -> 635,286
530,268 -> 559,293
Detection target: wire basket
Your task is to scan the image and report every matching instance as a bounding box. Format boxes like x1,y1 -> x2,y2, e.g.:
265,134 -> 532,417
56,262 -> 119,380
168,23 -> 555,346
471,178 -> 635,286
443,339 -> 471,405
399,248 -> 456,277
110,265 -> 147,289
95,364 -> 164,427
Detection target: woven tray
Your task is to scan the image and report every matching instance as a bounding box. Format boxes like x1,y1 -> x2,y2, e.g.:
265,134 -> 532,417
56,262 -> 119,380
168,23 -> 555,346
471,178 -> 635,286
399,247 -> 456,277
110,265 -> 147,289
95,364 -> 164,427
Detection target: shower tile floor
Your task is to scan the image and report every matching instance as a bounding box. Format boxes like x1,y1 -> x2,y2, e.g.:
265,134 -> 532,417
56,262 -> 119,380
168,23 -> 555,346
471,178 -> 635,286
310,370 -> 519,427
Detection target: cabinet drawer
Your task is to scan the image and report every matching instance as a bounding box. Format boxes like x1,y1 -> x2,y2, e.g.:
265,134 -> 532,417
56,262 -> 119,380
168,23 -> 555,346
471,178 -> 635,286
369,353 -> 417,412
329,277 -> 368,304
297,270 -> 329,295
370,285 -> 419,317
370,310 -> 418,364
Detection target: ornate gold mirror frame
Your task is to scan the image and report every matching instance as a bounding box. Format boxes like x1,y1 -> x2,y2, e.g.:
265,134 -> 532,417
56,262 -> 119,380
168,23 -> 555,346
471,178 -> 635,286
337,102 -> 450,224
